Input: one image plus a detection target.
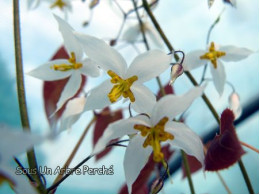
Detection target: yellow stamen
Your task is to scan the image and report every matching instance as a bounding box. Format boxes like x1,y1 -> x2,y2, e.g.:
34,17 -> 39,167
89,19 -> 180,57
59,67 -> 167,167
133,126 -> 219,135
51,52 -> 82,71
134,117 -> 174,162
50,0 -> 67,10
107,70 -> 138,103
200,42 -> 226,69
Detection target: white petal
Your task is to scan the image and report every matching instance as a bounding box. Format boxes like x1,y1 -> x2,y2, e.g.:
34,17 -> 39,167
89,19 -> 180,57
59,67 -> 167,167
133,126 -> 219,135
122,24 -> 140,43
56,71 -> 82,112
131,83 -> 156,115
220,45 -> 253,62
165,121 -> 204,166
183,50 -> 207,71
151,85 -> 205,125
80,58 -> 100,77
75,33 -> 127,76
210,60 -> 226,96
84,80 -> 112,111
124,135 -> 153,194
0,165 -> 37,193
27,60 -> 72,81
59,97 -> 86,131
0,127 -> 43,163
126,50 -> 171,83
228,92 -> 242,120
92,115 -> 150,154
53,14 -> 83,60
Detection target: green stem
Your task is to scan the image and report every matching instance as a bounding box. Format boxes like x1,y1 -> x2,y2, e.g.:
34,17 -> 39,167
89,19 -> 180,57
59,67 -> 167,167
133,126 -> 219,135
181,150 -> 195,194
142,0 -> 254,193
13,0 -> 45,192
238,159 -> 254,194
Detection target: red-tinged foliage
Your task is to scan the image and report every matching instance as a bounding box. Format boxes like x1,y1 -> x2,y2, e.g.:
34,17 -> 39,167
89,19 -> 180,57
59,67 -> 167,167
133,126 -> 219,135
205,109 -> 245,171
182,155 -> 202,179
119,145 -> 174,194
156,84 -> 174,100
93,107 -> 123,161
43,46 -> 87,127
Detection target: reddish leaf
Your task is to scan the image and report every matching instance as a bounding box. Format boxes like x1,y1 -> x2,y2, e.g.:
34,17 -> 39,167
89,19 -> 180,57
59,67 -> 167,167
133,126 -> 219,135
118,145 -> 174,193
205,109 -> 245,171
182,155 -> 202,178
156,84 -> 174,100
43,46 -> 87,127
93,107 -> 123,161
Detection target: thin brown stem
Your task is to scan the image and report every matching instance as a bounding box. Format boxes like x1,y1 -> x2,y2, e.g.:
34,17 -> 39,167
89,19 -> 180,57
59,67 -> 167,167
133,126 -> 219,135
13,0 -> 45,192
49,117 -> 96,193
240,141 -> 259,153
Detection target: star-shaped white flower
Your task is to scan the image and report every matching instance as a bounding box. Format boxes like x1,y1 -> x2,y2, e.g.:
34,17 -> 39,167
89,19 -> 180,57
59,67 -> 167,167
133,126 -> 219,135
0,126 -> 43,193
28,15 -> 100,113
183,42 -> 253,95
92,86 -> 205,193
75,33 -> 172,114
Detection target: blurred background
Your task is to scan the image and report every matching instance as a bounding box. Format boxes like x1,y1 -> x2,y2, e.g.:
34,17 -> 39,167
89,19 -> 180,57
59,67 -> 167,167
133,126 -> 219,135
0,0 -> 259,193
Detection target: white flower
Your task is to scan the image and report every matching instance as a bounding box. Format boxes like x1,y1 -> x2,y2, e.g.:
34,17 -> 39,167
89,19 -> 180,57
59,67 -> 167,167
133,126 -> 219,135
75,33 -> 172,114
92,86 -> 205,193
0,126 -> 43,193
183,42 -> 253,96
122,21 -> 164,49
28,15 -> 100,114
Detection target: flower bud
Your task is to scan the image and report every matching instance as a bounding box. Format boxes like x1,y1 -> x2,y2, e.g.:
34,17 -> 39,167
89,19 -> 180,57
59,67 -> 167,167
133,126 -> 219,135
228,92 -> 242,120
169,63 -> 184,85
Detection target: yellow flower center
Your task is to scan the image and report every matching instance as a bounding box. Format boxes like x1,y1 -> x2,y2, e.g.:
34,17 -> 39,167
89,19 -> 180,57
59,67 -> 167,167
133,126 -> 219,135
107,70 -> 138,103
51,52 -> 82,71
134,117 -> 174,162
50,0 -> 67,10
200,42 -> 226,69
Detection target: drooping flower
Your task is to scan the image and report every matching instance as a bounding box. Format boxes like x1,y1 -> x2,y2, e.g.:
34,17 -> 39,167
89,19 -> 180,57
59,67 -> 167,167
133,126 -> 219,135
92,86 -> 205,193
205,109 -> 245,171
183,42 -> 253,95
0,126 -> 43,193
75,33 -> 172,114
28,15 -> 100,114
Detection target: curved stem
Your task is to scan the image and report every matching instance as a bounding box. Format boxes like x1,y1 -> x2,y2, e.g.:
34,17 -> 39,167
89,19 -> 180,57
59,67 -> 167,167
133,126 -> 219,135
13,0 -> 45,192
46,139 -> 129,193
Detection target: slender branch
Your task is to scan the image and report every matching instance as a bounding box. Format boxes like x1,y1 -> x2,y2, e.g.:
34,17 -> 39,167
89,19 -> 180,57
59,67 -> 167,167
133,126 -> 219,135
13,0 -> 45,192
238,159 -> 254,193
181,150 -> 195,194
49,117 -> 96,193
216,172 -> 232,194
240,141 -> 259,153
